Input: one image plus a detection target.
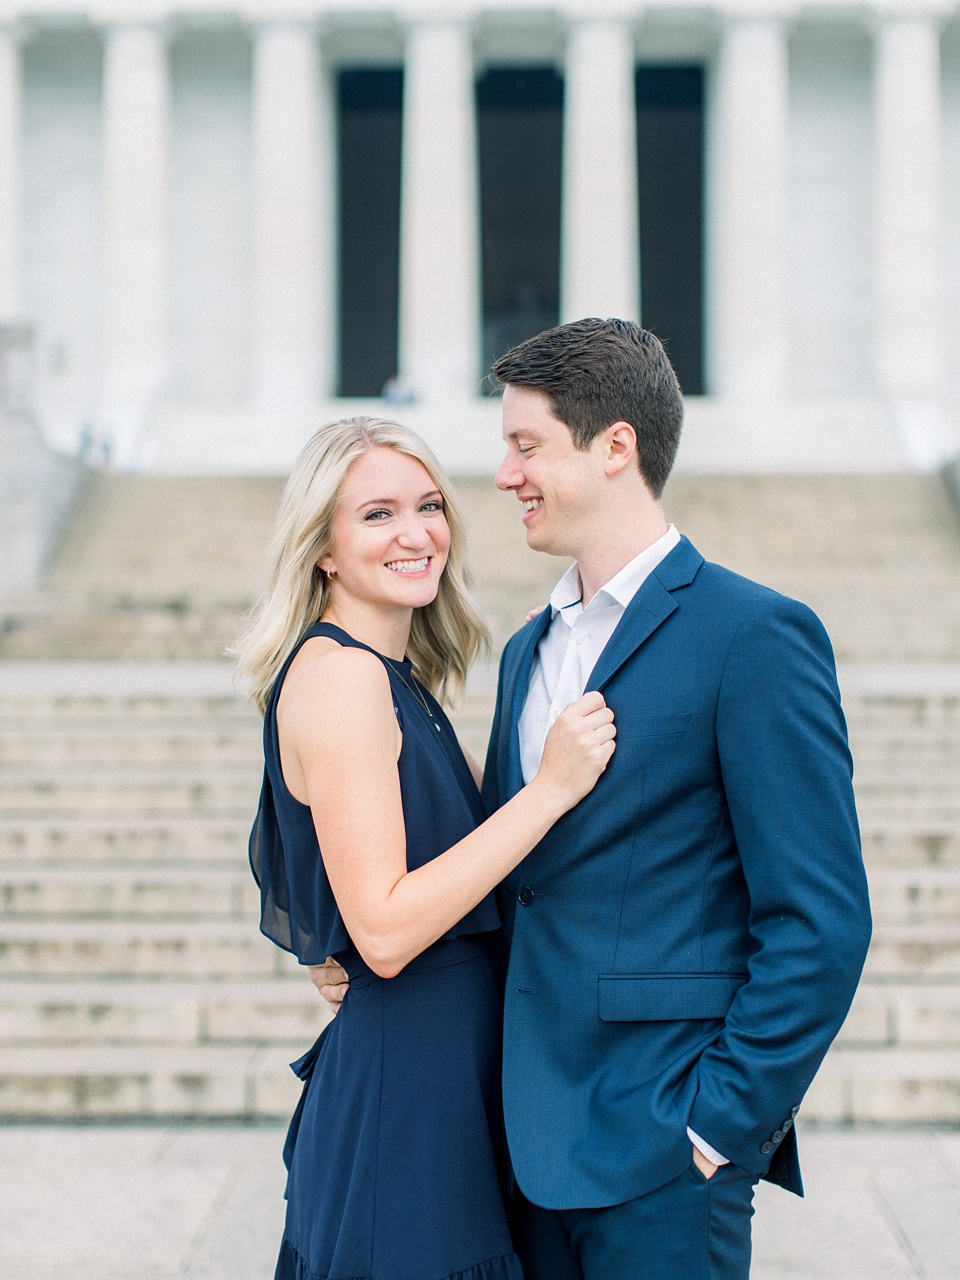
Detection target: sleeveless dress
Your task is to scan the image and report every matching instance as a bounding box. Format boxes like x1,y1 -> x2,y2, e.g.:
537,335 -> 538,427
249,622 -> 523,1280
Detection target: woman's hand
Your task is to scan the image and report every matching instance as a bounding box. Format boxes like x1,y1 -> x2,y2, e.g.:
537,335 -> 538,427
534,691 -> 616,811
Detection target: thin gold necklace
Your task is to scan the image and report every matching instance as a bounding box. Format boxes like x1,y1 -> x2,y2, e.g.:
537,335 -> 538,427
383,657 -> 442,731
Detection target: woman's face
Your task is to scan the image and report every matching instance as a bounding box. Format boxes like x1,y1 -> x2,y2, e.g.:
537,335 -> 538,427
319,446 -> 451,612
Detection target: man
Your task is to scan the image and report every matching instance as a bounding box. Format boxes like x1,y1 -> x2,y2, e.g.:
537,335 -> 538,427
319,318 -> 872,1278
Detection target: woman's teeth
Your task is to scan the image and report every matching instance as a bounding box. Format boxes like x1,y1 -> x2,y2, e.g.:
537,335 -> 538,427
386,558 -> 429,574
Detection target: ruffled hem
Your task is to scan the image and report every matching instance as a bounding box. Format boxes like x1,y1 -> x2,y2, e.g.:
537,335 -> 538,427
275,1237 -> 524,1280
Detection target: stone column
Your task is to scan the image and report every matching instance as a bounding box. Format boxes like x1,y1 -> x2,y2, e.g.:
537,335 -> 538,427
101,23 -> 169,469
0,26 -> 22,321
399,19 -> 480,401
251,23 -> 326,408
561,17 -> 639,324
709,15 -> 790,400
873,12 -> 949,466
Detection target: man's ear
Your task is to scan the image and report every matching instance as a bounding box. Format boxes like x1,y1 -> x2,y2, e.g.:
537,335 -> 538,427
603,422 -> 638,477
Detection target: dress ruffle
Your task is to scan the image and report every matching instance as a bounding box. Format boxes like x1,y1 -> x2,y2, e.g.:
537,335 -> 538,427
275,1237 -> 525,1280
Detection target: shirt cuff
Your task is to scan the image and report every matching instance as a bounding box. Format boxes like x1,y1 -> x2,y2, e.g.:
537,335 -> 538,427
687,1127 -> 730,1166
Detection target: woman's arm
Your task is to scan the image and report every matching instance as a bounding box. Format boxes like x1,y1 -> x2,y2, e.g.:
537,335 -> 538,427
461,745 -> 483,791
280,643 -> 613,980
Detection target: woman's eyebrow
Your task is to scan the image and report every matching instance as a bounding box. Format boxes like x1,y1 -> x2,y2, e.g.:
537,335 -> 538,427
356,490 -> 442,510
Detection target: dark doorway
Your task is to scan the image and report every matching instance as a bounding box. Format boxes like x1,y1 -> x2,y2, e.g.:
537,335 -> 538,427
337,69 -> 403,397
476,67 -> 563,381
635,66 -> 705,395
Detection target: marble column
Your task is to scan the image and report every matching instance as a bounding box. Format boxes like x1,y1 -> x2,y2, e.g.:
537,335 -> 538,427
399,19 -> 480,401
709,16 -> 790,400
0,27 -> 21,321
561,18 -> 639,324
873,12 -> 948,466
101,23 -> 169,469
251,23 -> 327,407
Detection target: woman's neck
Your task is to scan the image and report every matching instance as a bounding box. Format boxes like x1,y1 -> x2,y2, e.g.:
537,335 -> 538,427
320,596 -> 413,661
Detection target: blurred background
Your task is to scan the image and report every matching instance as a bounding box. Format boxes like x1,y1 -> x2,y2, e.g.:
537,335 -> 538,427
1,0 -> 960,1273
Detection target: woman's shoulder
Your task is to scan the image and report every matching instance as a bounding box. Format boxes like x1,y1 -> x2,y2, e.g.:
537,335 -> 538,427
280,637 -> 392,727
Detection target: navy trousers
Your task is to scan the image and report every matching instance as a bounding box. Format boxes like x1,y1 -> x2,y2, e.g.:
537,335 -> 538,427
509,1158 -> 758,1280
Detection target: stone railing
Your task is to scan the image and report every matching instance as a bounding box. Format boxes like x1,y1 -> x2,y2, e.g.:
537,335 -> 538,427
0,322 -> 86,596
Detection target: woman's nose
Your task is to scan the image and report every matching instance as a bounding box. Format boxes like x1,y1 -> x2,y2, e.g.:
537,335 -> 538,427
397,517 -> 431,548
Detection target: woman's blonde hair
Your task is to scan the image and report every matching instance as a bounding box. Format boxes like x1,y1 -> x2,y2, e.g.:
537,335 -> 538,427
233,416 -> 489,713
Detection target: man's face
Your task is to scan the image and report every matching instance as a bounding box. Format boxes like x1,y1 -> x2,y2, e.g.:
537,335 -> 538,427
496,385 -> 605,559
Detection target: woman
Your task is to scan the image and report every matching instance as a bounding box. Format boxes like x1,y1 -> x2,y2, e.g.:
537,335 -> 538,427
235,417 -> 615,1280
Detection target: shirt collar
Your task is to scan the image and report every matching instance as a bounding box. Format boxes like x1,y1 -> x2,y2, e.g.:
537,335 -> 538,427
549,525 -> 682,617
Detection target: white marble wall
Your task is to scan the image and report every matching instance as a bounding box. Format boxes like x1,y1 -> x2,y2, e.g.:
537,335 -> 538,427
1,1 -> 959,475
168,30 -> 252,408
787,25 -> 873,399
21,31 -> 102,455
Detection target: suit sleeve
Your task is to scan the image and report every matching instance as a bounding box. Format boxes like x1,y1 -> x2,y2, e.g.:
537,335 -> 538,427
687,596 -> 872,1177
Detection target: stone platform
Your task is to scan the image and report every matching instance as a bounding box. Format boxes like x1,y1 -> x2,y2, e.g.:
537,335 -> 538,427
0,1124 -> 956,1280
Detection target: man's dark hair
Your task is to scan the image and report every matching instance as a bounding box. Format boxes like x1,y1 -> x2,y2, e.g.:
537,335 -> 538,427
490,317 -> 683,499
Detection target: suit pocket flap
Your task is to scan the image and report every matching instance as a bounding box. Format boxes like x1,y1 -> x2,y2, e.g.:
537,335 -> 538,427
598,973 -> 748,1022
633,713 -> 690,738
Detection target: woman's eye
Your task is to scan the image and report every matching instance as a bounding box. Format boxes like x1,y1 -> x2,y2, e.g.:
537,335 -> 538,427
364,509 -> 391,522
421,500 -> 444,513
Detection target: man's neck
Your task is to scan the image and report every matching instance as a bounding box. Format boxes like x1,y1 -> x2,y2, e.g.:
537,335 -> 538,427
575,513 -> 670,606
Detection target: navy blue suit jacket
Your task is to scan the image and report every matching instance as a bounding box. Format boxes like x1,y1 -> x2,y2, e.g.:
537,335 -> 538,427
482,537 -> 871,1210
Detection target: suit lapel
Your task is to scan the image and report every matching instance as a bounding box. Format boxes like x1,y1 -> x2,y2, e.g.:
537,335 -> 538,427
502,607 -> 552,798
587,536 -> 704,692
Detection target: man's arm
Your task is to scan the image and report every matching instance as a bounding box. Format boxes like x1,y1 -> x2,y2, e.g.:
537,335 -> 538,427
687,596 -> 872,1177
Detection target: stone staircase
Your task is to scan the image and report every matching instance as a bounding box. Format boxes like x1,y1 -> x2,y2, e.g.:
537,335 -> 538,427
0,471 -> 958,1120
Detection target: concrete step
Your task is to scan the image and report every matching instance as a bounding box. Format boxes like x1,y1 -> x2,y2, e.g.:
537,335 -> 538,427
865,867 -> 960,923
0,865 -> 258,920
0,817 -> 249,863
848,726 -> 960,769
838,981 -> 960,1050
0,1043 -> 304,1119
0,921 -> 296,979
862,925 -> 960,978
6,863 -> 952,926
861,823 -> 960,866
0,768 -> 261,818
0,662 -> 252,718
803,1047 -> 960,1123
839,665 -> 960,726
0,978 -> 330,1047
0,721 -> 262,767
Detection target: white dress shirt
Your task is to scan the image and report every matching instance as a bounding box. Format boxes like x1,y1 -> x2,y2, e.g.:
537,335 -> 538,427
516,524 -> 730,1169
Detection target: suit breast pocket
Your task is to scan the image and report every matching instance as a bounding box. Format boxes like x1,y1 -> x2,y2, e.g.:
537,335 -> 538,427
630,713 -> 691,739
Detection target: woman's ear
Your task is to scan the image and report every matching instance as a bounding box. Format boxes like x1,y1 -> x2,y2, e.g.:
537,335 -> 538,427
604,422 -> 637,477
317,556 -> 336,577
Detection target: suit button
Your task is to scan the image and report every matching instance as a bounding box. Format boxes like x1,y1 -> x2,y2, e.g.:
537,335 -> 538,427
790,1105 -> 800,1118
772,1130 -> 783,1143
518,886 -> 536,907
782,1118 -> 793,1132
760,1142 -> 774,1155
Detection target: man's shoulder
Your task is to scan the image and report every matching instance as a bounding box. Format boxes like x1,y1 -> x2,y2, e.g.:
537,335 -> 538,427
687,557 -> 817,625
687,558 -> 832,662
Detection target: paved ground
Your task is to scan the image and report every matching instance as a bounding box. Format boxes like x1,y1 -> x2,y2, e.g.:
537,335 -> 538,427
0,1125 -> 957,1279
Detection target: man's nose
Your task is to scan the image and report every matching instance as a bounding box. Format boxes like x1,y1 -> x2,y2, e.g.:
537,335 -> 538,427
496,455 -> 521,491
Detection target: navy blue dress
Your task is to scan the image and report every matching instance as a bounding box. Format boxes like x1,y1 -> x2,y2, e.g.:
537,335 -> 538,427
250,622 -> 523,1280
